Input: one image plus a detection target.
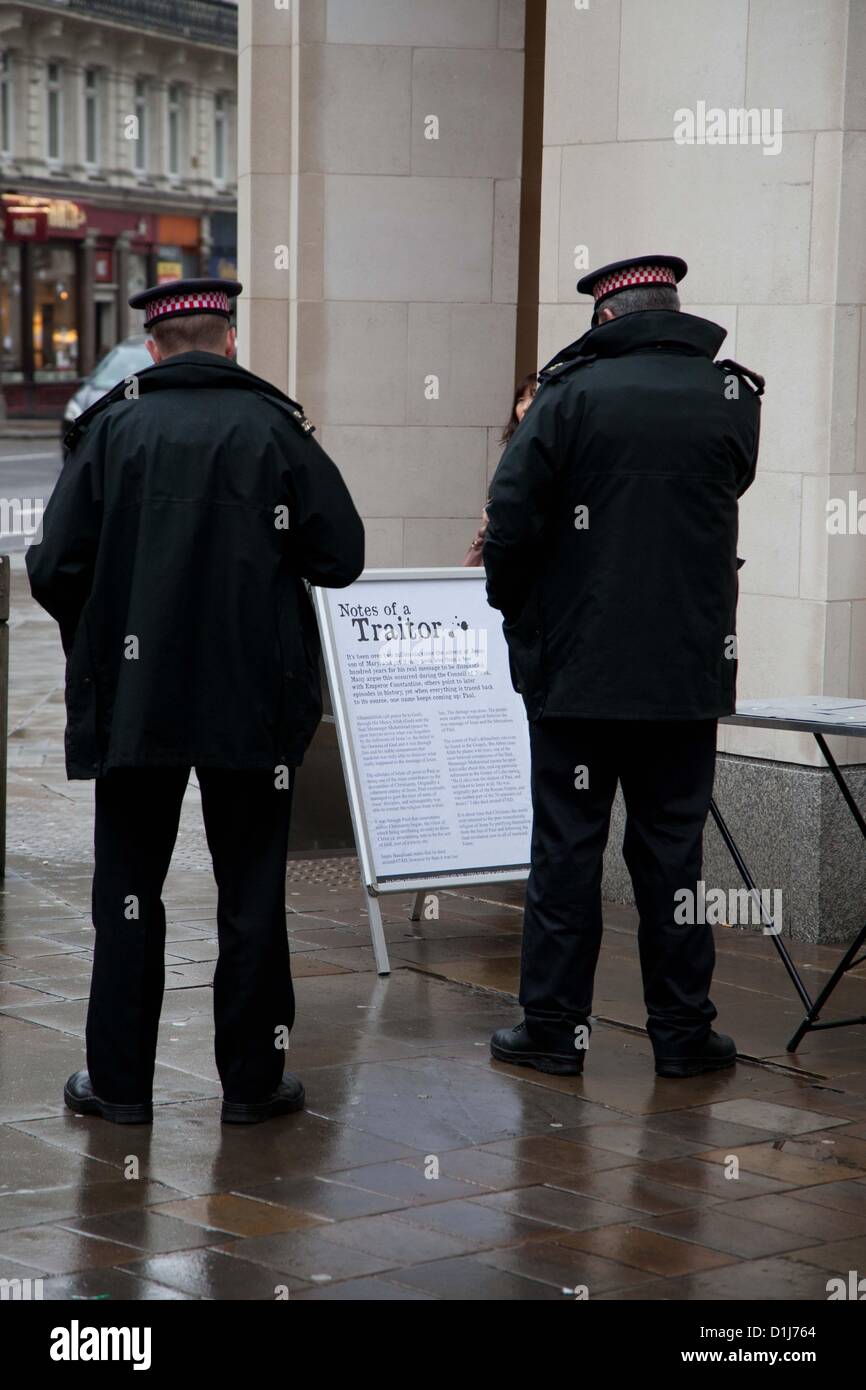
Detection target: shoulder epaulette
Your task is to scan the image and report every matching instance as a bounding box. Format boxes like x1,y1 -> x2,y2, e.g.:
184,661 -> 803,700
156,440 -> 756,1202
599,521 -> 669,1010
715,358 -> 765,397
537,353 -> 598,388
257,391 -> 317,437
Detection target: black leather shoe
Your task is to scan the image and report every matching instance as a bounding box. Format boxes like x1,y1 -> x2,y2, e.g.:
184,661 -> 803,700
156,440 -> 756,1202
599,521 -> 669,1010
63,1070 -> 153,1125
655,1031 -> 737,1079
221,1073 -> 305,1125
491,1022 -> 585,1076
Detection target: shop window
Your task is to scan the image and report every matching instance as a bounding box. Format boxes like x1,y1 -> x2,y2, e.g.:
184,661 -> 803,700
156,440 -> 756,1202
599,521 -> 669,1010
46,61 -> 63,164
134,78 -> 148,174
84,69 -> 100,168
33,243 -> 77,379
0,51 -> 12,157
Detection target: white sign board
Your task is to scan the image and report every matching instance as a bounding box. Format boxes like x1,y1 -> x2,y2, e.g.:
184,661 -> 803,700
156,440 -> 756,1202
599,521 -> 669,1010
313,568 -> 532,896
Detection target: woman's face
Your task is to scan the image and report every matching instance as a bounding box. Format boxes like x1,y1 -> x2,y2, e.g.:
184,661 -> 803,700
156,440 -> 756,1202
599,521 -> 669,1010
515,384 -> 537,425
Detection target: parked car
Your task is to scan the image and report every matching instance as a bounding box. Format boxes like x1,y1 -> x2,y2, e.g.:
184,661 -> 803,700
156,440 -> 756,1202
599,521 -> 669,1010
60,335 -> 153,437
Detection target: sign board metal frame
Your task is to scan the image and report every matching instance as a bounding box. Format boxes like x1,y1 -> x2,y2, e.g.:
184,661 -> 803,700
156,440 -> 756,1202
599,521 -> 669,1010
313,568 -> 531,975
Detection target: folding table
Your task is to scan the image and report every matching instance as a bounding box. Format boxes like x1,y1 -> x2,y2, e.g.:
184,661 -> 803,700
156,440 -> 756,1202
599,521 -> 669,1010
714,697 -> 866,1051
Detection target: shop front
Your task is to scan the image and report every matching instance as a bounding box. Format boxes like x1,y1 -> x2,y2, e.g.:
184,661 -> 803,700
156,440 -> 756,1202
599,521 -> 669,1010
1,195 -> 86,418
1,195 -> 202,419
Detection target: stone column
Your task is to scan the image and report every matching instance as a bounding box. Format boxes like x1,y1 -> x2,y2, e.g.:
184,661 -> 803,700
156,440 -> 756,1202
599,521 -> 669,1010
238,0 -> 526,566
77,228 -> 98,377
114,230 -> 132,341
238,0 -> 527,851
199,212 -> 213,277
19,240 -> 34,381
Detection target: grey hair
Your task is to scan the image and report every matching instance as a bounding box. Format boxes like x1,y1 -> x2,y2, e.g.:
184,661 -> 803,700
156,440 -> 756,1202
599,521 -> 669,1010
603,284 -> 681,317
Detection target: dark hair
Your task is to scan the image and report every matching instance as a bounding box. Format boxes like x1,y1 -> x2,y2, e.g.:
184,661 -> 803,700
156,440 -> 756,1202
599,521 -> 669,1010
501,372 -> 538,446
150,312 -> 230,357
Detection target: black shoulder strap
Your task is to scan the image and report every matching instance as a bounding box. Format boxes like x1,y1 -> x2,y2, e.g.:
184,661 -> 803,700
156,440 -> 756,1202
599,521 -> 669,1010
537,353 -> 598,389
715,358 -> 765,397
62,377 -> 129,452
253,391 -> 317,437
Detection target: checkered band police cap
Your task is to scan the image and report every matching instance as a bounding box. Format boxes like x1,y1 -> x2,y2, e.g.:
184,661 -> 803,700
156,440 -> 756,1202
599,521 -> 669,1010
577,256 -> 687,307
129,277 -> 243,329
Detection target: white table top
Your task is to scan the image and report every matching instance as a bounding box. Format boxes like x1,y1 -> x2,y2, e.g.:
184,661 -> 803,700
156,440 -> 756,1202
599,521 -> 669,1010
722,697 -> 866,737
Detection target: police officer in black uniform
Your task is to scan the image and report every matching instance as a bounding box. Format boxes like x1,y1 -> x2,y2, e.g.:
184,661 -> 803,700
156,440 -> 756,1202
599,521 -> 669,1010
27,278 -> 364,1124
484,255 -> 763,1079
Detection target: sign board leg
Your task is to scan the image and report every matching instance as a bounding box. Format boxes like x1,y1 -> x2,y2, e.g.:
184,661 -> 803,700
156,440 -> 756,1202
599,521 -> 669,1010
410,890 -> 426,922
365,893 -> 391,976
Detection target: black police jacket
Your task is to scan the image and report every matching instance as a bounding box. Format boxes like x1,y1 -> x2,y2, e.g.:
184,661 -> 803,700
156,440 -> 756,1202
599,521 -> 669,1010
484,311 -> 762,722
27,352 -> 365,777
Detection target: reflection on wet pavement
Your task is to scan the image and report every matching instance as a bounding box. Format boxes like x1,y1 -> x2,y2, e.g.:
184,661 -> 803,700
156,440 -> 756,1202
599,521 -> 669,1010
2,566 -> 865,1300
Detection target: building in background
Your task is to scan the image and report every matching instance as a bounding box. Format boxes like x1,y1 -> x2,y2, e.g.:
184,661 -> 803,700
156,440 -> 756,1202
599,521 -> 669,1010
239,0 -> 865,941
0,0 -> 238,417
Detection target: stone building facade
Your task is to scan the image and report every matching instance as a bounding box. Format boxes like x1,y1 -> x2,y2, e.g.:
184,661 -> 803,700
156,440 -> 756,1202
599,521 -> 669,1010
0,0 -> 238,414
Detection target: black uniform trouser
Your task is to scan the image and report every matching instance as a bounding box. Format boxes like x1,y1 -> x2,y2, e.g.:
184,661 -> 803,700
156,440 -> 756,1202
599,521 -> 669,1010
86,767 -> 294,1104
520,718 -> 719,1058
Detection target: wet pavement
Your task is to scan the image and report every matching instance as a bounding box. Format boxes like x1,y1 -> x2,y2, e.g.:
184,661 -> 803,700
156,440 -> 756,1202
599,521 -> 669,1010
3,562 -> 866,1301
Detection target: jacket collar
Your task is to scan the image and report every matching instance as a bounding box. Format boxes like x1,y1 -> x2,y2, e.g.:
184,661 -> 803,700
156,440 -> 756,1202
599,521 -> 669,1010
64,352 -> 301,450
541,311 -> 727,377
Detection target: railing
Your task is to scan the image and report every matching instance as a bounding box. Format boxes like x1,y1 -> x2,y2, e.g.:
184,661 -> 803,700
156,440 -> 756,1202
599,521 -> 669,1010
25,0 -> 238,47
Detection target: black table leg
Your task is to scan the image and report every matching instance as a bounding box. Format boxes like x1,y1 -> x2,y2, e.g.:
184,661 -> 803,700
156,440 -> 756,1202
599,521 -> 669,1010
711,733 -> 866,1052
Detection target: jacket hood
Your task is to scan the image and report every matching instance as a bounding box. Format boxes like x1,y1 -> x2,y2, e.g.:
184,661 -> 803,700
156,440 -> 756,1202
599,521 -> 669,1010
64,352 -> 306,451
